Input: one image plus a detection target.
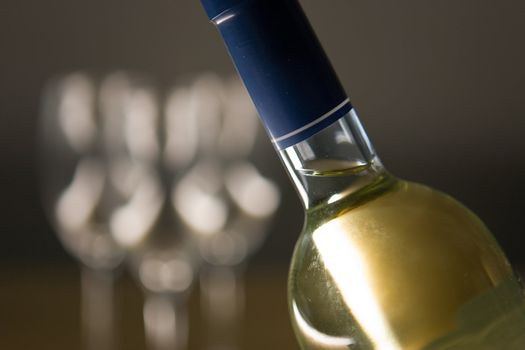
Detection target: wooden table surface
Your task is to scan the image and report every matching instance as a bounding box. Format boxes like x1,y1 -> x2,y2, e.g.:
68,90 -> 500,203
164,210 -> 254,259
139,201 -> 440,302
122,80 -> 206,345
0,264 -> 299,350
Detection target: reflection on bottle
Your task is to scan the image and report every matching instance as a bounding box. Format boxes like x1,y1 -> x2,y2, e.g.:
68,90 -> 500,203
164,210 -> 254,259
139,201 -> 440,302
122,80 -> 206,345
292,301 -> 355,349
312,211 -> 401,350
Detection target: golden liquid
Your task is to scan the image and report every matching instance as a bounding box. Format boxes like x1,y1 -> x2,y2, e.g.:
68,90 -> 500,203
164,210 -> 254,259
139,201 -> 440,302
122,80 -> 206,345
289,176 -> 525,350
300,159 -> 370,177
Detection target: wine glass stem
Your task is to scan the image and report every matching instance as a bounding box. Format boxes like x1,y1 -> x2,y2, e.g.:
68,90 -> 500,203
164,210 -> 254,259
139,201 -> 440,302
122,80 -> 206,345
201,265 -> 245,350
81,266 -> 115,350
143,293 -> 188,350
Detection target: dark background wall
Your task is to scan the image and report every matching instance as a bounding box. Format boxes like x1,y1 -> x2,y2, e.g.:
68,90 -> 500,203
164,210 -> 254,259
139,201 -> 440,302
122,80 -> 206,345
1,0 -> 524,268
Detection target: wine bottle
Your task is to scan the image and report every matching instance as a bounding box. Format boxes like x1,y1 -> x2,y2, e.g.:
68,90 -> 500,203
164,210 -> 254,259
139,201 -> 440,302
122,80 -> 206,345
199,0 -> 525,349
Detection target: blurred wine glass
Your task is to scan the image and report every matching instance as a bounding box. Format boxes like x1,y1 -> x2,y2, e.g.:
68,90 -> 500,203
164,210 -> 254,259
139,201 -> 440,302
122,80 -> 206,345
99,72 -> 200,350
38,73 -> 125,350
174,75 -> 281,350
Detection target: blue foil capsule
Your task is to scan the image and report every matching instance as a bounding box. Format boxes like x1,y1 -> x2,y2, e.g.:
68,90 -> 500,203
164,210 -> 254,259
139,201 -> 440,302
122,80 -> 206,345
201,0 -> 351,149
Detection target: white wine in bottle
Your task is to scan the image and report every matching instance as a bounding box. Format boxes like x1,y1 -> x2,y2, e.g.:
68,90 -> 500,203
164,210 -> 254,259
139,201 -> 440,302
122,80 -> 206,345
200,0 -> 525,349
289,172 -> 525,350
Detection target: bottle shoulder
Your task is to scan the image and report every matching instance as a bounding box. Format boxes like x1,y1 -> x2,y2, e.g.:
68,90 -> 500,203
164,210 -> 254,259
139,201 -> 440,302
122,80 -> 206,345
304,177 -> 492,239
289,178 -> 525,350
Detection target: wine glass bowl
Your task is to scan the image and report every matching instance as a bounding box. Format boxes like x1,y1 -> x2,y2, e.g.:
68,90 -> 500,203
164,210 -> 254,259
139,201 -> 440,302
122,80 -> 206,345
40,73 -> 127,271
170,73 -> 281,350
40,69 -> 282,350
174,75 -> 281,266
38,72 -> 126,350
40,71 -> 204,350
176,158 -> 279,268
98,71 -> 203,350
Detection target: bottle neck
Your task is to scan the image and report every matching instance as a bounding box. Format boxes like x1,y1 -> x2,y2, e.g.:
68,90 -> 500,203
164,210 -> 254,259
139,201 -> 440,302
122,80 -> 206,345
201,0 -> 388,208
278,108 -> 386,210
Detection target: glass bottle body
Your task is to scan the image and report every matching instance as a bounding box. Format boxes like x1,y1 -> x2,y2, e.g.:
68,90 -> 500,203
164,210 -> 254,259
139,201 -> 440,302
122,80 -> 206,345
284,111 -> 525,350
197,1 -> 525,347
